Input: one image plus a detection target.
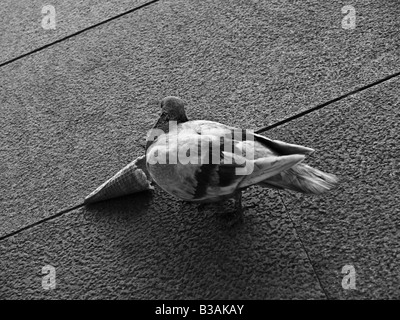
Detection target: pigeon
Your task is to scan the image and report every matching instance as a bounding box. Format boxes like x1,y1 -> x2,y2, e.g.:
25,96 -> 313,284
85,96 -> 338,224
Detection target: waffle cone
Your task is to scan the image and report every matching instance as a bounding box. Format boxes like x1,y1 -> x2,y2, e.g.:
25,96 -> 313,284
84,155 -> 153,204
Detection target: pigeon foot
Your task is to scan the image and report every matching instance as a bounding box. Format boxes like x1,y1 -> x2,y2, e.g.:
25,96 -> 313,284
220,191 -> 244,226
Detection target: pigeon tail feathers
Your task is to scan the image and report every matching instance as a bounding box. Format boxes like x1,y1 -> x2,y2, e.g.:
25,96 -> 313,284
259,163 -> 339,195
238,154 -> 305,189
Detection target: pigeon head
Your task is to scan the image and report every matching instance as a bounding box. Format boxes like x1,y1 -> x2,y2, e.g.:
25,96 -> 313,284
160,96 -> 189,123
146,96 -> 189,150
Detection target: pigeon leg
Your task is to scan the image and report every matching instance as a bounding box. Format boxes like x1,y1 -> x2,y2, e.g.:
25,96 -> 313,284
197,202 -> 209,213
223,191 -> 244,226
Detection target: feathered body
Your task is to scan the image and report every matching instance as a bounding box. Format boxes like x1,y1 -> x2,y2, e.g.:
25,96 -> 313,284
145,97 -> 338,205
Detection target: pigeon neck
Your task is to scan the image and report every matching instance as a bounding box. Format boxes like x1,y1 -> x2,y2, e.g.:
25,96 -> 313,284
145,113 -> 187,151
153,113 -> 170,134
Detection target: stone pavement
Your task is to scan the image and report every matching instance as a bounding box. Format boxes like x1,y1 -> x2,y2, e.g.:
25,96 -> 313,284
1,0 -> 399,299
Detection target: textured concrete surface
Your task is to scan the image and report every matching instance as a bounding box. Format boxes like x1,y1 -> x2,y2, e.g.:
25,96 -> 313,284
0,187 -> 325,299
0,0 -> 152,64
268,78 -> 400,299
0,0 -> 399,299
1,0 -> 399,238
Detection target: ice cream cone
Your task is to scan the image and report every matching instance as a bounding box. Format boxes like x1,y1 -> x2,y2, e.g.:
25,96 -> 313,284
84,155 -> 153,204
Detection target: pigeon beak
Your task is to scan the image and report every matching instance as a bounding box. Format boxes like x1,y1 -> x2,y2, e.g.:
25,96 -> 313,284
84,156 -> 153,204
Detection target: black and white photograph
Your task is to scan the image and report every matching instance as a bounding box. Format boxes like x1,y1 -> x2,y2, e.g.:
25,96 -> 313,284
1,0 -> 399,305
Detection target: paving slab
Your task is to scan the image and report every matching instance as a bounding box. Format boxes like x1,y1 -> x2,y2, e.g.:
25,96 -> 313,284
267,77 -> 400,299
0,186 -> 325,299
0,0 -> 152,64
1,0 -> 399,238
